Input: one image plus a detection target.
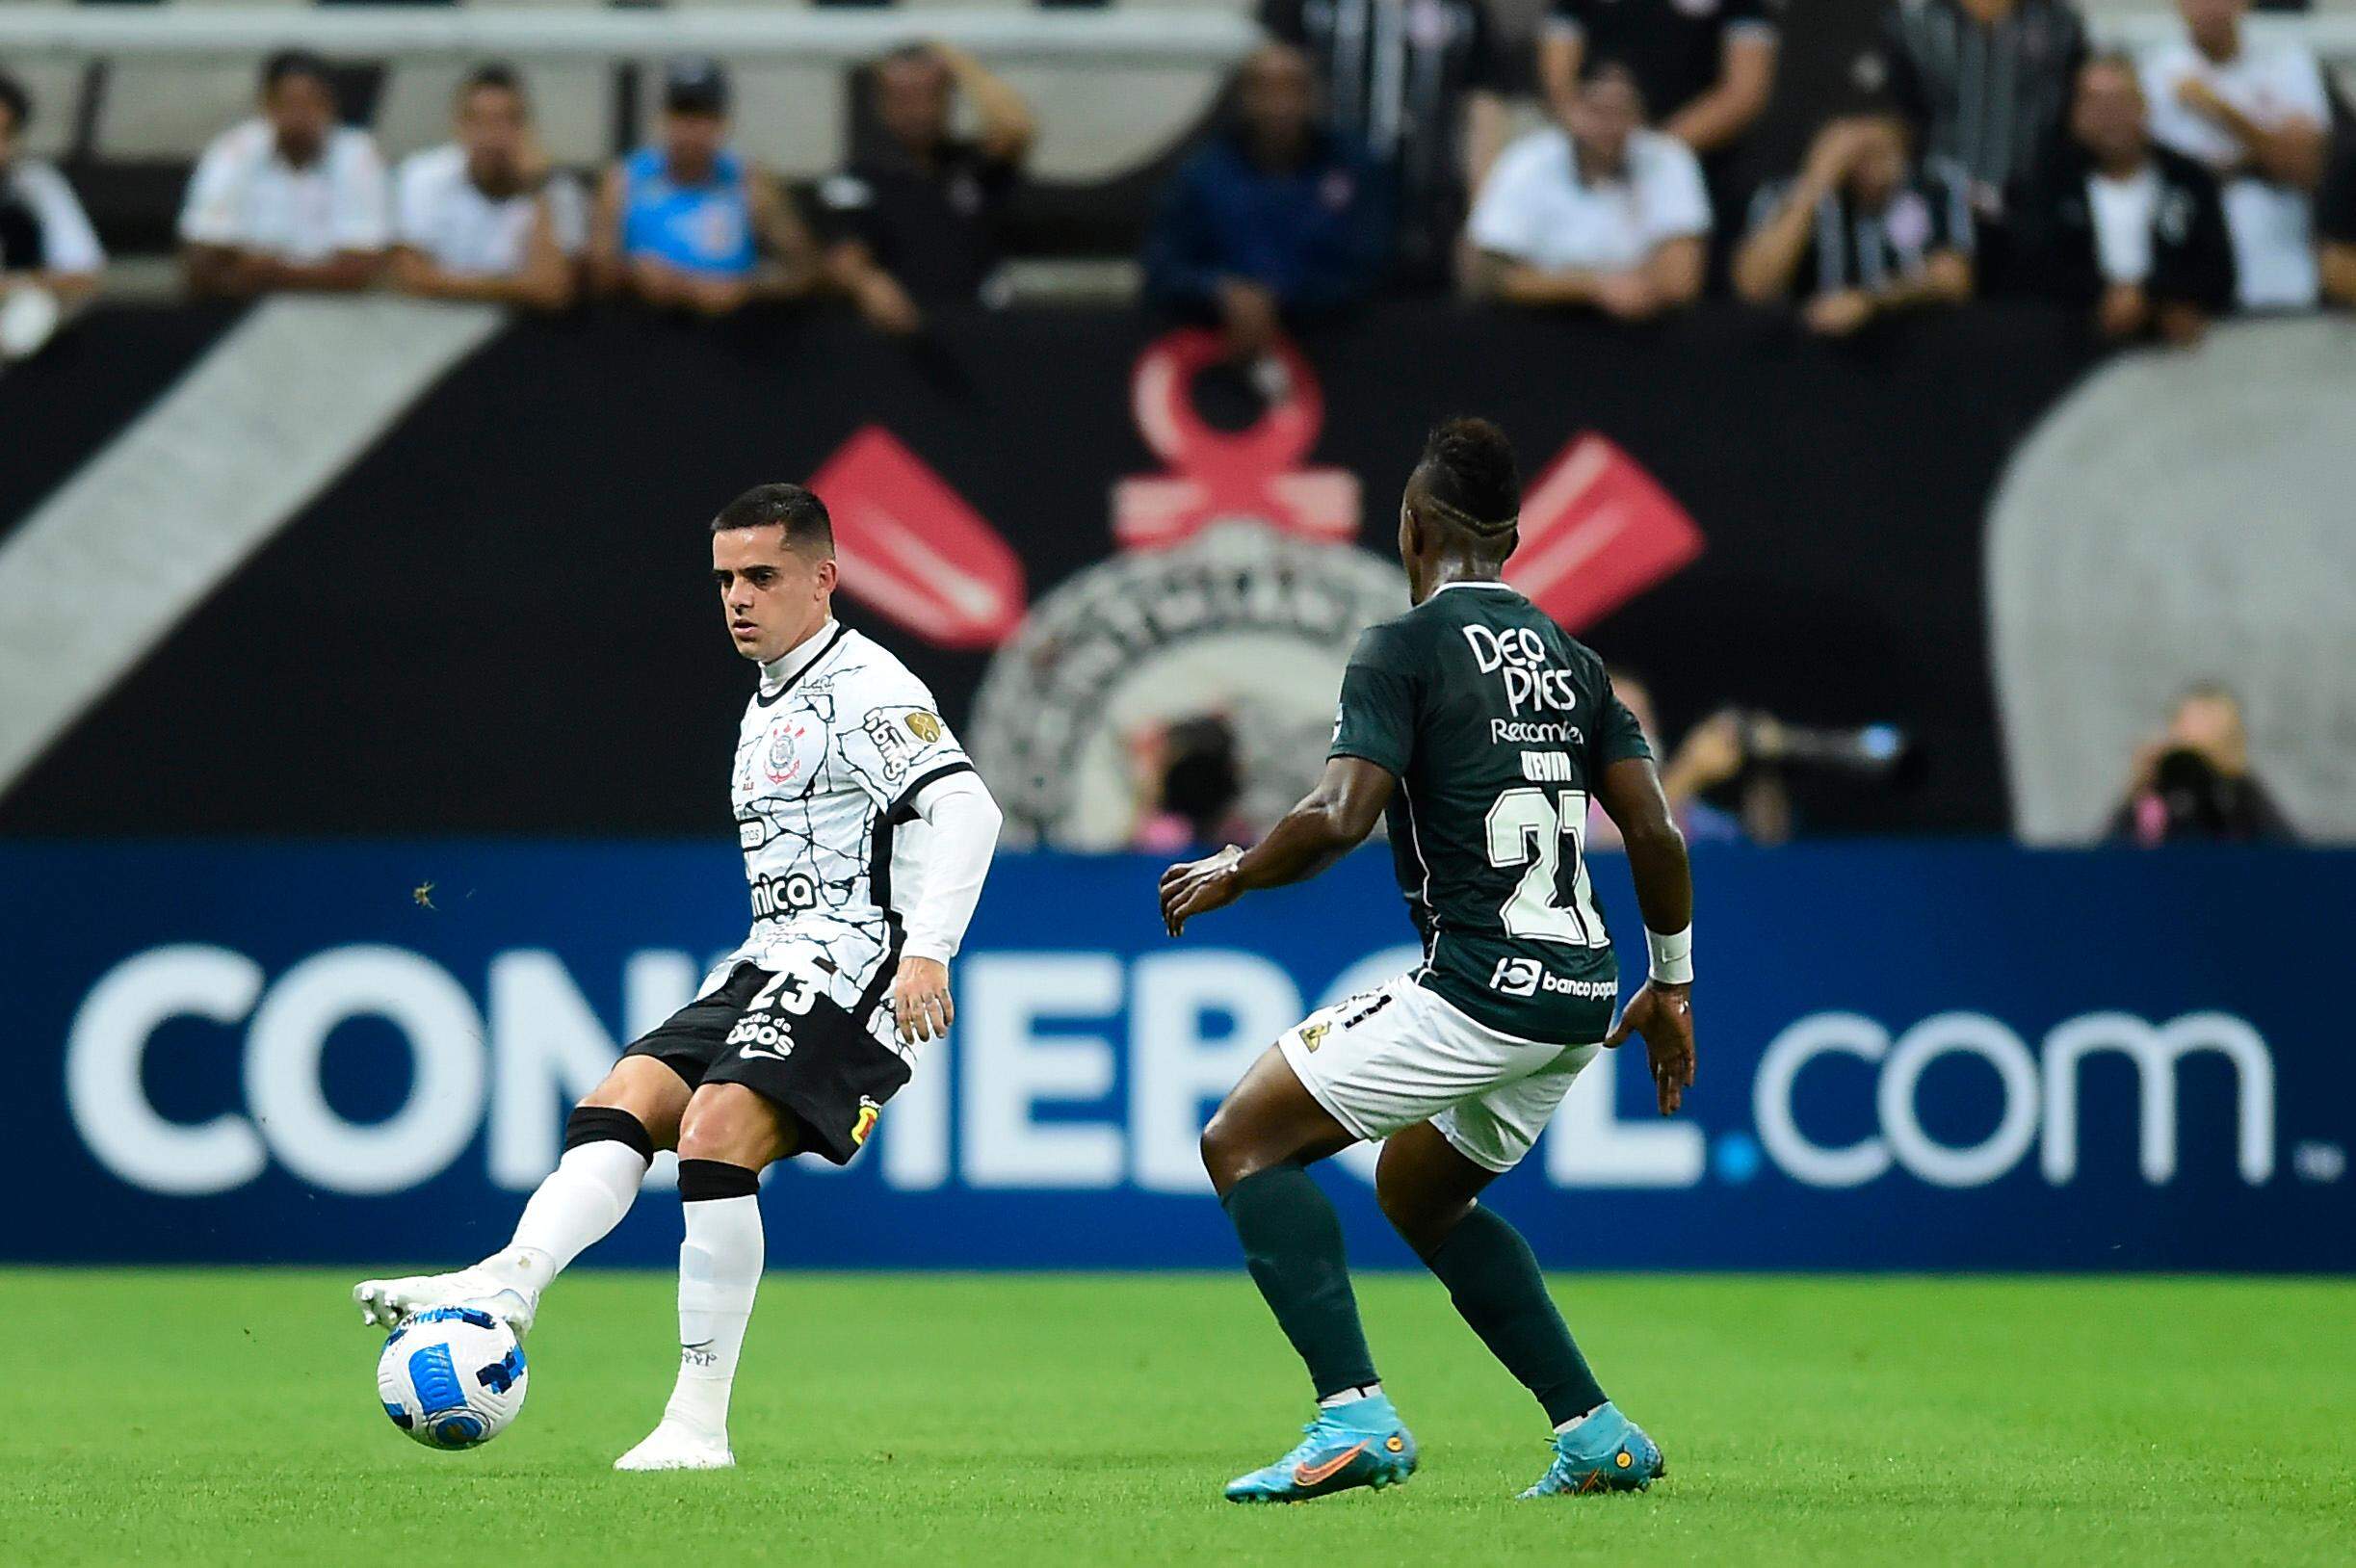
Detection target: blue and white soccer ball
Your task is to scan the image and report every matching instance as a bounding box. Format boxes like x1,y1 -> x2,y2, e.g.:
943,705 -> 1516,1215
376,1307 -> 528,1450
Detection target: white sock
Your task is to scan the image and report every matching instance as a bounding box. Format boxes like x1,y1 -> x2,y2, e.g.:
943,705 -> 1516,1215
490,1140 -> 649,1294
664,1192 -> 764,1437
1554,1403 -> 1606,1436
1319,1382 -> 1383,1409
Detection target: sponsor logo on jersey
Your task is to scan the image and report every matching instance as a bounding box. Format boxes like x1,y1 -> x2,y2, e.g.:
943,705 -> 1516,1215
749,872 -> 820,921
862,710 -> 917,781
1462,625 -> 1580,718
906,712 -> 943,743
1491,719 -> 1585,746
738,818 -> 768,850
1297,1021 -> 1330,1053
1490,956 -> 1616,1001
851,1096 -> 882,1148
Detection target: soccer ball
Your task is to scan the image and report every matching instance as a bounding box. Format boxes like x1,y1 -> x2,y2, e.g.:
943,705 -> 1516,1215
376,1307 -> 528,1450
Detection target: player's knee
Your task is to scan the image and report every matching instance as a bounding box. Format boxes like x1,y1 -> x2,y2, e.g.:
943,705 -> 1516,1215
677,1085 -> 788,1169
1199,1106 -> 1270,1195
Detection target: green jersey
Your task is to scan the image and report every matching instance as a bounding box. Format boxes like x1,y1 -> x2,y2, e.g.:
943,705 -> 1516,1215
1328,580 -> 1651,1040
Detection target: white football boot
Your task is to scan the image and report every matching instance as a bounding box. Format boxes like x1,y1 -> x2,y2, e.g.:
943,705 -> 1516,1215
353,1259 -> 538,1336
613,1419 -> 736,1472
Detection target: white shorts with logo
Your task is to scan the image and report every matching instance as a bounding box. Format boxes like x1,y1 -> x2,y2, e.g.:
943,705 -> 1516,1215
1276,974 -> 1600,1173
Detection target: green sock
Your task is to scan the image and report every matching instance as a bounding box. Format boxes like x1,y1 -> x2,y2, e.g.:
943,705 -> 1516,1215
1219,1163 -> 1378,1400
1423,1205 -> 1606,1426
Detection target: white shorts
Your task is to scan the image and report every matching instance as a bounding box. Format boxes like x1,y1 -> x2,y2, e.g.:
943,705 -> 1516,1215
1277,974 -> 1600,1173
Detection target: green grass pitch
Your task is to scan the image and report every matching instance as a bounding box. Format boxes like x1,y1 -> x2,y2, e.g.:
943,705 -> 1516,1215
2,1269 -> 2347,1566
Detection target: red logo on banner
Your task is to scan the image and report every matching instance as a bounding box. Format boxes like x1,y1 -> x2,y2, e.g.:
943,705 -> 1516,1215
1505,433 -> 1704,632
1113,329 -> 1359,551
808,426 -> 1028,650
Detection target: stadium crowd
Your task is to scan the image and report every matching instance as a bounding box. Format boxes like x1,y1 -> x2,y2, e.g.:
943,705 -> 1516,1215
3,0 -> 2354,360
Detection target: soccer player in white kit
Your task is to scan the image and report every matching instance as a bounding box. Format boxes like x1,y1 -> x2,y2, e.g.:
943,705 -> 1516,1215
355,483 -> 1003,1470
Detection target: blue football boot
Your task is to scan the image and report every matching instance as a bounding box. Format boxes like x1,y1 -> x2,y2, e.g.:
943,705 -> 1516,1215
1223,1393 -> 1419,1503
1518,1402 -> 1665,1498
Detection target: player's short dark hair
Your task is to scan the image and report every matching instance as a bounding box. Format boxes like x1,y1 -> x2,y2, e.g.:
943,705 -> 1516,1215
0,73 -> 30,137
459,63 -> 526,105
261,49 -> 336,98
712,483 -> 834,555
1415,417 -> 1521,539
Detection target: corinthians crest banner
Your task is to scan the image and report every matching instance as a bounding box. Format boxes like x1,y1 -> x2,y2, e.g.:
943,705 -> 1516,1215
0,301 -> 2098,839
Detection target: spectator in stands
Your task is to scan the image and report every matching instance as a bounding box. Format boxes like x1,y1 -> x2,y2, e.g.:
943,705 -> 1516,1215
2010,56 -> 2235,344
389,65 -> 582,311
2320,133 -> 2356,308
1262,0 -> 1506,288
590,57 -> 818,316
179,50 -> 389,297
1140,43 -> 1389,360
817,42 -> 1034,334
1466,64 -> 1708,319
1733,112 -> 1975,336
2108,683 -> 2295,844
1874,0 -> 2086,249
2139,0 -> 2330,310
1538,0 -> 1778,219
0,70 -> 103,360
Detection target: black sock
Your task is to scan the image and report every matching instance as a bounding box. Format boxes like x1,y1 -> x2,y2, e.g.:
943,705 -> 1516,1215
1423,1205 -> 1605,1426
1219,1163 -> 1378,1400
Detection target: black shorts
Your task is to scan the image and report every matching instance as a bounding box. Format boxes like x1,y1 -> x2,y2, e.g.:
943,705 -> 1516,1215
622,963 -> 911,1164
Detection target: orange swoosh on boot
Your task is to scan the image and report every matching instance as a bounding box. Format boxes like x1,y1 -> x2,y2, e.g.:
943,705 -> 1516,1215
1292,1441 -> 1370,1487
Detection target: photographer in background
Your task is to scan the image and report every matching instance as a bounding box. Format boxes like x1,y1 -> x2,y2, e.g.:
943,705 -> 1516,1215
1585,673 -> 1755,849
1127,716 -> 1255,854
0,70 -> 103,362
2108,684 -> 2296,845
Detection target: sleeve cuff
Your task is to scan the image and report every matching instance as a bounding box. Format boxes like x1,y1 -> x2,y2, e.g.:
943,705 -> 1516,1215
901,937 -> 955,965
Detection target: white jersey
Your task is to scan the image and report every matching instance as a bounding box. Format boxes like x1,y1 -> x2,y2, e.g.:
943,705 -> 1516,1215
702,623 -> 972,1055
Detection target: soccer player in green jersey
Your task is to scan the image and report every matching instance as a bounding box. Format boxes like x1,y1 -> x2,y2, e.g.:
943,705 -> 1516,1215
1160,417 -> 1697,1503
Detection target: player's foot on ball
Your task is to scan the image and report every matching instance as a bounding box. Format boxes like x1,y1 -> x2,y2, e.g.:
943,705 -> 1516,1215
613,1419 -> 735,1472
1517,1402 -> 1665,1498
1223,1392 -> 1418,1503
353,1268 -> 537,1337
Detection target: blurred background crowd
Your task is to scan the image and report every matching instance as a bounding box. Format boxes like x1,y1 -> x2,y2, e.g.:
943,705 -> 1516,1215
4,0 -> 2353,344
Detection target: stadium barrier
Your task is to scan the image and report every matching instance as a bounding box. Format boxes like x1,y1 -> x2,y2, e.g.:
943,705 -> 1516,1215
6,842 -> 2349,1270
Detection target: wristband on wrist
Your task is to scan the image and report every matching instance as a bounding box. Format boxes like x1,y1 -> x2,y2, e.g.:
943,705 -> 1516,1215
1645,924 -> 1693,985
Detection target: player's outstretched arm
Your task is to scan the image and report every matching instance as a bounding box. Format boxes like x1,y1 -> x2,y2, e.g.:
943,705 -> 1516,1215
1160,756 -> 1394,936
1594,755 -> 1697,1115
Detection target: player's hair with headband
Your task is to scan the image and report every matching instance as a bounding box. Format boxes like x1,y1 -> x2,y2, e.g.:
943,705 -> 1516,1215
1414,417 -> 1521,540
711,483 -> 836,557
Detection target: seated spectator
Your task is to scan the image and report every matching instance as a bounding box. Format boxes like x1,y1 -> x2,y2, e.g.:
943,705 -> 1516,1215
2140,0 -> 2329,309
1140,43 -> 1389,361
0,70 -> 103,359
389,65 -> 582,311
2321,132 -> 2356,308
590,58 -> 818,316
1874,0 -> 2086,258
2010,56 -> 2234,345
179,51 -> 388,297
1733,113 -> 1974,336
1466,65 -> 1708,319
2108,683 -> 2295,844
1263,0 -> 1505,289
817,42 -> 1034,334
1539,0 -> 1778,178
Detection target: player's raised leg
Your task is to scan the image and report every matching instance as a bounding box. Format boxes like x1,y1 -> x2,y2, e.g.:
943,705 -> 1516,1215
1197,1045 -> 1418,1503
613,1081 -> 797,1472
354,1055 -> 688,1334
1376,1119 -> 1662,1497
